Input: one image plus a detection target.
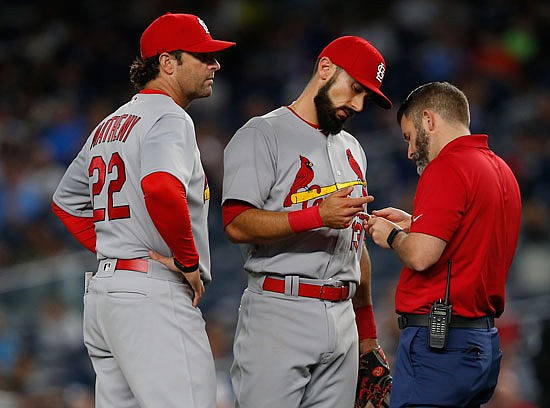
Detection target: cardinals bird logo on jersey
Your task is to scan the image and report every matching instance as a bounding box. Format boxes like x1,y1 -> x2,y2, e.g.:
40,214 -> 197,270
346,148 -> 367,196
285,152 -> 367,208
283,155 -> 314,207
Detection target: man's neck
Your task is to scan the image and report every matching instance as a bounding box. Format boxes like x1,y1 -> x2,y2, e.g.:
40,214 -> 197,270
289,85 -> 319,126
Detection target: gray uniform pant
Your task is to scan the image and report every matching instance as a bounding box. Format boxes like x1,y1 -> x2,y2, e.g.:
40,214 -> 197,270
231,277 -> 359,408
83,259 -> 217,408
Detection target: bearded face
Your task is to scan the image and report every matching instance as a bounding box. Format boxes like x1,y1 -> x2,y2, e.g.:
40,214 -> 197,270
412,123 -> 430,175
314,75 -> 355,135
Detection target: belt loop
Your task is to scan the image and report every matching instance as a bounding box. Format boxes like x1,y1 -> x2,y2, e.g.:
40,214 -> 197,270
146,258 -> 154,279
284,276 -> 300,296
397,315 -> 407,329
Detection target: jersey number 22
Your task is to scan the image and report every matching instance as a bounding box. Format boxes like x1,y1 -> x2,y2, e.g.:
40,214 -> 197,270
89,152 -> 130,222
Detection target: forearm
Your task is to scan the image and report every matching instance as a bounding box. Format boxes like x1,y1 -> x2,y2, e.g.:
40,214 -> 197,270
142,172 -> 199,269
225,208 -> 299,243
353,245 -> 378,347
352,244 -> 373,308
392,231 -> 445,271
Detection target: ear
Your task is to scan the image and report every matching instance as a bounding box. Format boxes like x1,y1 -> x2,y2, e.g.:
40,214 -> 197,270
422,109 -> 436,132
317,56 -> 335,81
158,52 -> 176,75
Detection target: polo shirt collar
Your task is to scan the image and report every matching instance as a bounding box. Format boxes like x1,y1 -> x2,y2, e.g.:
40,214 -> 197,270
440,134 -> 489,154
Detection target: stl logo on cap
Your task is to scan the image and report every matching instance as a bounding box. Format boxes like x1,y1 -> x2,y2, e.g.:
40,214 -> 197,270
318,36 -> 392,109
197,17 -> 210,34
376,63 -> 386,83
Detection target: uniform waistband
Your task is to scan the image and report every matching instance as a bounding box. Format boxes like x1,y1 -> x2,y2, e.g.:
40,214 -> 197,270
248,273 -> 356,302
398,314 -> 495,330
95,258 -> 186,284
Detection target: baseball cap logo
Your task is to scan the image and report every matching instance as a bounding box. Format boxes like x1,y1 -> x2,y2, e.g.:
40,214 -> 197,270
376,62 -> 385,83
197,17 -> 210,34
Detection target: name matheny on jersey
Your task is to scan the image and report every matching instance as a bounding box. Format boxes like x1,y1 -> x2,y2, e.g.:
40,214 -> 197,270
90,114 -> 142,148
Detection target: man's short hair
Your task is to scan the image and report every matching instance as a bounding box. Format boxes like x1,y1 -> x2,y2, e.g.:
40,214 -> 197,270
397,82 -> 470,128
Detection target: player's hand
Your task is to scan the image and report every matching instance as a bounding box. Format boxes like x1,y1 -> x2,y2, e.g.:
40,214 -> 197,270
149,251 -> 205,307
359,337 -> 380,355
371,207 -> 411,231
364,216 -> 400,249
180,270 -> 205,308
355,345 -> 392,408
319,187 -> 374,229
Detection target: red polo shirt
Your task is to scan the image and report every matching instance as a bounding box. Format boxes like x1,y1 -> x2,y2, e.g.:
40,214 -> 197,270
395,135 -> 521,318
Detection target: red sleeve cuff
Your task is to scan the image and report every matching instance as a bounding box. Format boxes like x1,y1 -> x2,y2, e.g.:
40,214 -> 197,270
355,305 -> 377,340
222,200 -> 255,228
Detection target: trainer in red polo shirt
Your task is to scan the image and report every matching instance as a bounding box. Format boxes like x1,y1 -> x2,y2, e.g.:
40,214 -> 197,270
395,134 -> 522,318
364,82 -> 521,408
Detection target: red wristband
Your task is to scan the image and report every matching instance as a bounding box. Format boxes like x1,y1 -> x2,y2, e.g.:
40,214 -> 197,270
355,305 -> 377,340
287,206 -> 324,233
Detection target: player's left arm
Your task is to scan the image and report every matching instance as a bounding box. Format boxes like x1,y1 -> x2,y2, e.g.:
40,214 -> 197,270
353,243 -> 380,354
142,171 -> 205,307
353,243 -> 393,408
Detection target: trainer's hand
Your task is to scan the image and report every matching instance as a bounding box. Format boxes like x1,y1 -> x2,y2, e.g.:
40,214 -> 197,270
371,207 -> 411,231
319,187 -> 374,229
364,216 -> 400,249
149,251 -> 205,307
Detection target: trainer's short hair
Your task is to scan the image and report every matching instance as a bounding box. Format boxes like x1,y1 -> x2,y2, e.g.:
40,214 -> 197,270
396,82 -> 470,128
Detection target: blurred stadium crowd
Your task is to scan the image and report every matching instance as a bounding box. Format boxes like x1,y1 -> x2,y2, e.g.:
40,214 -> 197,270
0,0 -> 548,407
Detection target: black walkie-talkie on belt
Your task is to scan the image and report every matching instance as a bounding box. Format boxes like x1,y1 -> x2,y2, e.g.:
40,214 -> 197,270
429,260 -> 453,350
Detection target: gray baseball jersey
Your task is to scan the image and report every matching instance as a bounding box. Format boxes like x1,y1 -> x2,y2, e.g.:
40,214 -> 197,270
223,106 -> 369,408
53,92 -> 216,407
53,92 -> 211,282
222,106 -> 368,283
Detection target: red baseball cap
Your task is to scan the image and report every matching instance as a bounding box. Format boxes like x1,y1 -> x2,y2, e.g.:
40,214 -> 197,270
318,36 -> 392,109
140,12 -> 236,59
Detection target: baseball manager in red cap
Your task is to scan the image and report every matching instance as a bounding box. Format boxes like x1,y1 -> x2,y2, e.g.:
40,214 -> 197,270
53,12 -> 234,407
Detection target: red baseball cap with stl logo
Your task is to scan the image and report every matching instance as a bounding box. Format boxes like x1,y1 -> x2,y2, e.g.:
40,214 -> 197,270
318,36 -> 392,109
140,12 -> 236,59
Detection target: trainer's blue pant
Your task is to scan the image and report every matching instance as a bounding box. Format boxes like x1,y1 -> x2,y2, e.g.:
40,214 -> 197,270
390,326 -> 501,408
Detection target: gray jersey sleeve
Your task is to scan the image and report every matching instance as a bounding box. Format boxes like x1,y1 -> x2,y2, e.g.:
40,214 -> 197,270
141,114 -> 197,188
222,120 -> 276,208
53,142 -> 93,217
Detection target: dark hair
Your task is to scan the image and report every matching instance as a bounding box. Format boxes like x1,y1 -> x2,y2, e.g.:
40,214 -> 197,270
396,82 -> 470,128
129,50 -> 184,91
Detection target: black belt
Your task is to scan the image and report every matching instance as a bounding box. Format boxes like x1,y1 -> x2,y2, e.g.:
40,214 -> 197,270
398,314 -> 495,330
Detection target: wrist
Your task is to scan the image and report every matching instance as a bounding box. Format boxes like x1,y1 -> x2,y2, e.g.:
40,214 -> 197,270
355,305 -> 377,340
387,227 -> 405,249
288,206 -> 324,233
173,258 -> 199,273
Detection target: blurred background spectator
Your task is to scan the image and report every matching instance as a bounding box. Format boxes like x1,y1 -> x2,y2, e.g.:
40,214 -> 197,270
0,0 -> 548,406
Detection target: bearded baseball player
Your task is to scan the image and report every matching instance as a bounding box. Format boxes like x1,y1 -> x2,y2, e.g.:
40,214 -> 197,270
222,36 -> 392,408
52,13 -> 234,407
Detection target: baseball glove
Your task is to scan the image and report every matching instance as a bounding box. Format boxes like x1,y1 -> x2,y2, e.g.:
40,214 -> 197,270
355,347 -> 392,408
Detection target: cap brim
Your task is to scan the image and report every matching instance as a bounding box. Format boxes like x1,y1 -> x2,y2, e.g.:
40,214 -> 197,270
183,39 -> 236,53
353,76 -> 392,109
371,90 -> 392,110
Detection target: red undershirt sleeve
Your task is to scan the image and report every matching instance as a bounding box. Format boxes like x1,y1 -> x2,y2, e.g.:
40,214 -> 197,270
141,171 -> 199,269
51,202 -> 97,253
222,200 -> 255,228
